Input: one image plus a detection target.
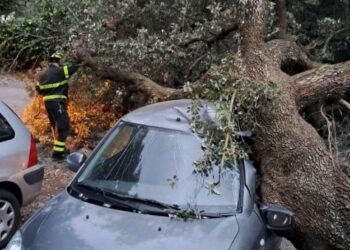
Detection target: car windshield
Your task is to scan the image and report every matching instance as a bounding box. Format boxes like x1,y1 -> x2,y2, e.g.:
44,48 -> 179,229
76,122 -> 240,213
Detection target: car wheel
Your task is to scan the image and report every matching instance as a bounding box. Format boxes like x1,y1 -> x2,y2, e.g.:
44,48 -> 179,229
0,190 -> 20,249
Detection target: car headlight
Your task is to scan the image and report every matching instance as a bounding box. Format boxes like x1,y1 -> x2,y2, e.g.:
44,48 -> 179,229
5,230 -> 22,250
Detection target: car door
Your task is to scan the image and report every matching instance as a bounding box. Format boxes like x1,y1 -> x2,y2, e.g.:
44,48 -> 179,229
0,109 -> 28,178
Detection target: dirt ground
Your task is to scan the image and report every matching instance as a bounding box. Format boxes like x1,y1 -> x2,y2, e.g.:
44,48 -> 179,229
20,156 -> 74,223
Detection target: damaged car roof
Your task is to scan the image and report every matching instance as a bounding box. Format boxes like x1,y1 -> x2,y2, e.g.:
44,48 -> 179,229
121,99 -> 216,133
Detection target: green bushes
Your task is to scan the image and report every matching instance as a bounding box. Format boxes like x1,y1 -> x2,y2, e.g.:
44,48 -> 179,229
0,0 -> 71,70
1,18 -> 54,70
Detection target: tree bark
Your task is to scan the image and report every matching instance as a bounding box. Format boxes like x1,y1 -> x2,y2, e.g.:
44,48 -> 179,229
276,0 -> 287,39
75,49 -> 178,102
234,0 -> 271,81
253,82 -> 350,250
265,39 -> 315,72
234,1 -> 350,249
294,61 -> 350,108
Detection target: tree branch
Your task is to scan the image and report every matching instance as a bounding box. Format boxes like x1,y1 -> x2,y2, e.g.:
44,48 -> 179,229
8,37 -> 55,71
104,69 -> 176,97
266,39 -> 316,70
339,98 -> 350,110
67,6 -> 80,22
276,0 -> 287,39
185,52 -> 208,80
235,0 -> 270,81
236,0 -> 267,51
178,23 -> 238,48
303,38 -> 324,53
75,47 -> 185,101
103,14 -> 135,31
293,61 -> 350,108
321,27 -> 350,57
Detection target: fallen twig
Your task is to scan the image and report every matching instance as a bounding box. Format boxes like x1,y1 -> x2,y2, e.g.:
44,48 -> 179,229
340,98 -> 350,110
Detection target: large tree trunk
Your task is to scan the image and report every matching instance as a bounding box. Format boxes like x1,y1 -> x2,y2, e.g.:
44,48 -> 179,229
234,1 -> 350,249
253,81 -> 350,249
78,0 -> 350,249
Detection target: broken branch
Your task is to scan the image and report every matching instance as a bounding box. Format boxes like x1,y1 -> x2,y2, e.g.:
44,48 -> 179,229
293,61 -> 350,109
339,99 -> 350,110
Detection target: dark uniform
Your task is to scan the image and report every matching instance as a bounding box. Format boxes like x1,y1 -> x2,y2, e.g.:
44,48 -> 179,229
36,62 -> 79,158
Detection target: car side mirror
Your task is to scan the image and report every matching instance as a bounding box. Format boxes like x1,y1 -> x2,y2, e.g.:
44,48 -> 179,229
66,152 -> 87,173
260,205 -> 293,234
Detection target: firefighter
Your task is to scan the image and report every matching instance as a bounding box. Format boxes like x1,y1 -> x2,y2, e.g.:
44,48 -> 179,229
36,51 -> 81,160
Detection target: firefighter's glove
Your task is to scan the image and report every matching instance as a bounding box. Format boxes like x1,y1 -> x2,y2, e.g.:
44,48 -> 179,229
35,85 -> 42,94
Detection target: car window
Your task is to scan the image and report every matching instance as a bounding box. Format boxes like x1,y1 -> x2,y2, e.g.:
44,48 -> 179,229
100,125 -> 133,159
77,122 -> 240,213
0,114 -> 15,142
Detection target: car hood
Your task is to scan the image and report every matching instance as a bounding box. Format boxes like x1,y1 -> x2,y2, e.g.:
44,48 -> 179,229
22,191 -> 239,250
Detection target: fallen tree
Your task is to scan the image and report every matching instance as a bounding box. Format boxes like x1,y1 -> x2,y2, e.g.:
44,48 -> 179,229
2,0 -> 348,248
75,1 -> 350,249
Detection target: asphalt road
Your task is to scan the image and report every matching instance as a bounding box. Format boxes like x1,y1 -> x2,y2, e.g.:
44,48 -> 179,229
0,74 -> 30,117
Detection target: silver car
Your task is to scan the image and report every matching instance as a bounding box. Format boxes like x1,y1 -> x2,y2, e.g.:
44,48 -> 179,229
7,100 -> 292,250
0,101 -> 44,248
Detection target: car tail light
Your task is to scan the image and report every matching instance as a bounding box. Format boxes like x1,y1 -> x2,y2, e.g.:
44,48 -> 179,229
28,134 -> 38,168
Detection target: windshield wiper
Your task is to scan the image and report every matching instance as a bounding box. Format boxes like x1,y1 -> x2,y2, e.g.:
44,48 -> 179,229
75,182 -> 233,218
77,182 -> 182,214
122,196 -> 181,211
79,183 -> 181,214
199,212 -> 235,218
76,182 -> 140,211
92,189 -> 182,213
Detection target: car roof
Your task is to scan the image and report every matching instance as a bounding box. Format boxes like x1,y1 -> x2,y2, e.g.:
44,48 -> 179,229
121,99 -> 216,133
0,100 -> 19,123
0,100 -> 21,119
0,100 -> 29,133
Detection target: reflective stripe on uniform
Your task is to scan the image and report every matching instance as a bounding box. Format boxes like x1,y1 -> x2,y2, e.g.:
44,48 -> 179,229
63,66 -> 69,79
39,80 -> 67,90
53,146 -> 65,152
43,95 -> 67,101
54,140 -> 65,147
